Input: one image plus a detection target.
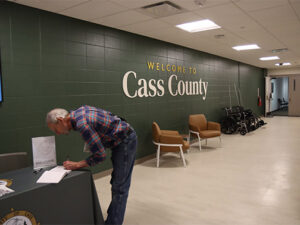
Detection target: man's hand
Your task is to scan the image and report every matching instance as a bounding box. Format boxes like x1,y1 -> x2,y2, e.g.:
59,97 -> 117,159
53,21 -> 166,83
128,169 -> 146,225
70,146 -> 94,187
63,160 -> 88,170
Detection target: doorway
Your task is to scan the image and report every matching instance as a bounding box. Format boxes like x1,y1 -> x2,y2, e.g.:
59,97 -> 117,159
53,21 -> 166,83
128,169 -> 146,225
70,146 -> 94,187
269,77 -> 289,116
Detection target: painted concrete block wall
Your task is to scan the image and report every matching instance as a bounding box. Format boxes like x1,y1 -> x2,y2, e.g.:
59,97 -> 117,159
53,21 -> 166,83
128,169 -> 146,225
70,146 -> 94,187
0,2 -> 265,173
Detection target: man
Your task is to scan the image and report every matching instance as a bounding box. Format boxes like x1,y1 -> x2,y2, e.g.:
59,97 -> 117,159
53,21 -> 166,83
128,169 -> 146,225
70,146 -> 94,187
46,105 -> 137,225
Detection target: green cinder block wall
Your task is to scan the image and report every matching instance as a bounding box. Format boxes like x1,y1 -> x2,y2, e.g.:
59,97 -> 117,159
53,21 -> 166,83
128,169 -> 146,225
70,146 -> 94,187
0,2 -> 265,173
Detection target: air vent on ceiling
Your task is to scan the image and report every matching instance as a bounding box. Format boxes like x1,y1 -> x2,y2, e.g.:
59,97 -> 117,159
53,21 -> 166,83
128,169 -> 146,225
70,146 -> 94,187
214,34 -> 225,39
194,0 -> 207,7
140,1 -> 184,18
271,48 -> 288,53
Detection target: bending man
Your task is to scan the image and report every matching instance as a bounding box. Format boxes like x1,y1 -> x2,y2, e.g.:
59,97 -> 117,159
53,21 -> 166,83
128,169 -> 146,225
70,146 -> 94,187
46,105 -> 137,225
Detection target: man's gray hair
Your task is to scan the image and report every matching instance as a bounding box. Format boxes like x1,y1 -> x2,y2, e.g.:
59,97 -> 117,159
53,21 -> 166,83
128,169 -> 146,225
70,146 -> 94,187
46,108 -> 69,124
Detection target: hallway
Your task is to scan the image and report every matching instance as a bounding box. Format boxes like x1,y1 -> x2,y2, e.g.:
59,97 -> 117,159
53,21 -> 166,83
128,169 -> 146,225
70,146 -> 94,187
94,116 -> 300,225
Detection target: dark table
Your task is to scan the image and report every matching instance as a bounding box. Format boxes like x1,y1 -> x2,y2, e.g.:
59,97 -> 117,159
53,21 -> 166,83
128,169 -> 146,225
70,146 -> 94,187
0,167 -> 105,225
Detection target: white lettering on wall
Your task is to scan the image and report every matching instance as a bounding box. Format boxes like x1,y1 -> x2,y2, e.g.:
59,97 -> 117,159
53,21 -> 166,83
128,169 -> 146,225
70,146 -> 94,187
122,71 -> 208,100
168,74 -> 177,96
123,71 -> 137,98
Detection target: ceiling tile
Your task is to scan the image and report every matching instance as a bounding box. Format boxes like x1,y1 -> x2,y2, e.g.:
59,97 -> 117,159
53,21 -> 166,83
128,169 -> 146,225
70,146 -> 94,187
266,22 -> 300,38
121,19 -> 170,34
172,0 -> 231,11
233,0 -> 288,12
10,0 -> 90,12
289,0 -> 300,17
248,5 -> 299,27
92,10 -> 152,28
160,12 -> 204,25
60,0 -> 125,21
194,2 -> 258,30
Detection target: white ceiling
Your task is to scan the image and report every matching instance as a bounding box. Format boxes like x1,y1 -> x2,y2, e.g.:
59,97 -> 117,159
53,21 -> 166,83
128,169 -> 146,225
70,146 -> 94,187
8,0 -> 300,69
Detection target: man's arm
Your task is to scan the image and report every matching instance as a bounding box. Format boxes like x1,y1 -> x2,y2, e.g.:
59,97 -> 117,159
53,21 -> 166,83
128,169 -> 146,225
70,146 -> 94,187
80,124 -> 107,166
63,160 -> 88,170
63,123 -> 106,170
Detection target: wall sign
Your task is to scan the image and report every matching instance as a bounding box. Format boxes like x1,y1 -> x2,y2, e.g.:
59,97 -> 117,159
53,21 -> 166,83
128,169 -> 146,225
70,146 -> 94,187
122,61 -> 208,100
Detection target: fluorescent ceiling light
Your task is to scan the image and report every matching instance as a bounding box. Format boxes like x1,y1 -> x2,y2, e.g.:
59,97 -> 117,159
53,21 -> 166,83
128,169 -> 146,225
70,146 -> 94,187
259,56 -> 279,61
176,19 -> 221,33
275,62 -> 291,66
232,44 -> 260,51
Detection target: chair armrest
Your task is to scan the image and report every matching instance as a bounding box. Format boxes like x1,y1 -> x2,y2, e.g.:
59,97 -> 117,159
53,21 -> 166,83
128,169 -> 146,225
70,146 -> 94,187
160,134 -> 184,145
161,130 -> 180,135
207,121 -> 220,131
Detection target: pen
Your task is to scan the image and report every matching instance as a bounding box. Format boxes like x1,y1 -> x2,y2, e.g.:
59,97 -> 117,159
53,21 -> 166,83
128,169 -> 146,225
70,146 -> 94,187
33,168 -> 43,174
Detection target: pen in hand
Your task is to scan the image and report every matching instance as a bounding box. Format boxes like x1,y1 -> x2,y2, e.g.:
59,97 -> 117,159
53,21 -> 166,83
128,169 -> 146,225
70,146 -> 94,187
63,155 -> 70,169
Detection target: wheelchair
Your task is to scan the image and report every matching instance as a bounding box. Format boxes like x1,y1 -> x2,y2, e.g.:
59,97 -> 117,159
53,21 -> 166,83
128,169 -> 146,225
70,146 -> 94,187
221,106 -> 248,135
221,106 -> 266,135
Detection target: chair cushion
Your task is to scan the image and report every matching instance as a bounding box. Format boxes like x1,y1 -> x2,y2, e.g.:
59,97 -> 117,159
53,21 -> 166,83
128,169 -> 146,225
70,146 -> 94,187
199,130 -> 221,138
161,144 -> 189,152
161,130 -> 179,135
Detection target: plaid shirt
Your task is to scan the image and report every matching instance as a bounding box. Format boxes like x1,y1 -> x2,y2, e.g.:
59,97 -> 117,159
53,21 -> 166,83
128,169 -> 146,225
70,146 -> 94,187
70,105 -> 131,166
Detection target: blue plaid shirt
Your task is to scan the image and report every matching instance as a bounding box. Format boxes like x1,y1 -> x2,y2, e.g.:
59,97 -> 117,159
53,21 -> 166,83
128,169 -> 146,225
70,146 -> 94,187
70,105 -> 131,166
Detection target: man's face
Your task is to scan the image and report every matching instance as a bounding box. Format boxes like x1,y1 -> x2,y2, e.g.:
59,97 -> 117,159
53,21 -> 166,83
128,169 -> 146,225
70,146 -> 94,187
48,118 -> 70,135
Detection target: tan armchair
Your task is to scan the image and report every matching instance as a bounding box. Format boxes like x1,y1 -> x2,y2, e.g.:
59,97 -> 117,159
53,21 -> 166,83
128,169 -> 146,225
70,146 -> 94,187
152,122 -> 189,167
188,114 -> 221,151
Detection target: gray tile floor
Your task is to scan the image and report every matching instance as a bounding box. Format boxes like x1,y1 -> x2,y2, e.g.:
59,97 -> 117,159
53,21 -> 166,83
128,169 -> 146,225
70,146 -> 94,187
94,116 -> 300,225
271,107 -> 289,116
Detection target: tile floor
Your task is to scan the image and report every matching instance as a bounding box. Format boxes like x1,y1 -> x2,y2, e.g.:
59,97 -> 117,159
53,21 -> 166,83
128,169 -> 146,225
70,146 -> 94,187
94,116 -> 300,225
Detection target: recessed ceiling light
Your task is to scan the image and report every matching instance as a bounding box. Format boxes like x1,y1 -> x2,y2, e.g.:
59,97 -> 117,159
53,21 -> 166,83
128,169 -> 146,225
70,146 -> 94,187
176,19 -> 221,33
232,44 -> 260,51
275,62 -> 291,66
259,56 -> 280,61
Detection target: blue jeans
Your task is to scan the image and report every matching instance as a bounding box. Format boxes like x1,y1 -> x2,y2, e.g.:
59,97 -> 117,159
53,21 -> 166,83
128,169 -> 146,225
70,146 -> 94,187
105,130 -> 137,225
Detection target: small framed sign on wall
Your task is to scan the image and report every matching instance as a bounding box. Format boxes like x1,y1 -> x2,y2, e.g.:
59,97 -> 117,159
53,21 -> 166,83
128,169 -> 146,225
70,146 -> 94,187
0,51 -> 3,103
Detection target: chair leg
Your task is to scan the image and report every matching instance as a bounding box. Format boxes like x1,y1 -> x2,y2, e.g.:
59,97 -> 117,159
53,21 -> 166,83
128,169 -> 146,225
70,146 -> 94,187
205,139 -> 207,145
179,147 -> 186,167
156,145 -> 160,168
188,131 -> 191,143
197,133 -> 201,151
219,136 -> 222,146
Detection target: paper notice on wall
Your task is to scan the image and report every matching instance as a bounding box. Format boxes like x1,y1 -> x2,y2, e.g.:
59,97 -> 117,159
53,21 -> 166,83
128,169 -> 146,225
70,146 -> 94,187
32,136 -> 57,170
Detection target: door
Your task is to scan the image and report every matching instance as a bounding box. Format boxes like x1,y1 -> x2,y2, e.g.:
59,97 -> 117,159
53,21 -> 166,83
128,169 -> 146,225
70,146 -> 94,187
265,76 -> 271,116
289,75 -> 300,116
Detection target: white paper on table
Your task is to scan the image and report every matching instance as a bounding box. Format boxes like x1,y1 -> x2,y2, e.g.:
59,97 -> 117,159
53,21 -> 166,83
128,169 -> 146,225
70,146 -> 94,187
32,136 -> 57,170
49,166 -> 71,174
36,167 -> 71,184
0,185 -> 14,197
